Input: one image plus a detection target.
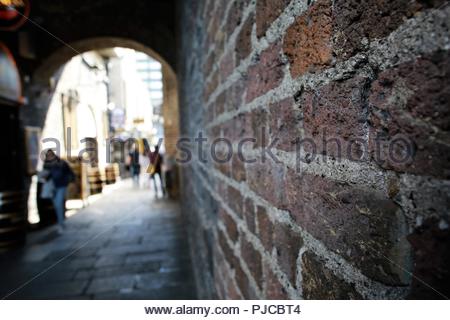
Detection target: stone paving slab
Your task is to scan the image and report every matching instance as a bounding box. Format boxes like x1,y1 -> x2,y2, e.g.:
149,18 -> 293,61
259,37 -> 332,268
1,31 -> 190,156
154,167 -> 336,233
0,182 -> 197,300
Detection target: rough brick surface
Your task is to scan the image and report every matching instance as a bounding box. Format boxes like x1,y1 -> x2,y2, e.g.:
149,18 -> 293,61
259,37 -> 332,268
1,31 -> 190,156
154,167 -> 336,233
285,169 -> 412,285
368,51 -> 450,178
178,0 -> 450,300
283,0 -> 333,77
245,42 -> 285,102
407,218 -> 450,299
302,252 -> 362,299
300,76 -> 371,160
265,264 -> 289,299
256,0 -> 291,38
236,13 -> 254,64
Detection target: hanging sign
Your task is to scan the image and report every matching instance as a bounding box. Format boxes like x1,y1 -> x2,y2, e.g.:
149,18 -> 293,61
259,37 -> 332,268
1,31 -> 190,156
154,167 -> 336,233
0,0 -> 30,31
0,42 -> 23,104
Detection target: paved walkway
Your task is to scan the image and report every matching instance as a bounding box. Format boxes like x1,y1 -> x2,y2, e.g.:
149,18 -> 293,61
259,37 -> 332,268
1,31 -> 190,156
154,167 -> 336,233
0,181 -> 196,299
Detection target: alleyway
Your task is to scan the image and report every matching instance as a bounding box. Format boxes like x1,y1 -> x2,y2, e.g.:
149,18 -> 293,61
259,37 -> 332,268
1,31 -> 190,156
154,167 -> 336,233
0,182 -> 196,299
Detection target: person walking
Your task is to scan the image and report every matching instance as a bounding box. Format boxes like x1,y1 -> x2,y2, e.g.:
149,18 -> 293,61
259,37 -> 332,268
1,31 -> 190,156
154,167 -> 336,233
128,144 -> 141,187
43,150 -> 75,233
148,145 -> 166,197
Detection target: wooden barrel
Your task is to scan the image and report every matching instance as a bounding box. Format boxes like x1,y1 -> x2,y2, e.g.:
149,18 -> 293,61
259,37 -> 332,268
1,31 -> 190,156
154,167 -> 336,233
0,191 -> 27,249
87,167 -> 103,195
104,165 -> 116,185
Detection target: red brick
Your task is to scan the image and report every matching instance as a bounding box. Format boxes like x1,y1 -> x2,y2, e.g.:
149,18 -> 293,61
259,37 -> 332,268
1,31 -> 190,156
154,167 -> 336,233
243,197 -> 256,233
215,90 -> 226,116
407,218 -> 450,299
235,13 -> 254,64
283,0 -> 333,78
220,207 -> 239,242
368,51 -> 450,178
204,71 -> 220,100
247,157 -> 285,208
226,279 -> 243,299
222,112 -> 252,142
231,153 -> 246,182
250,108 -> 269,148
218,229 -> 236,266
203,52 -> 216,76
256,206 -> 273,252
220,50 -> 235,82
256,0 -> 290,38
284,169 -> 411,285
300,76 -> 371,161
302,251 -> 362,299
226,0 -> 250,36
265,265 -> 289,299
332,0 -> 426,60
245,42 -> 285,102
269,97 -> 301,152
214,153 -> 231,177
227,79 -> 246,111
241,236 -> 263,287
227,185 -> 243,218
274,223 -> 303,286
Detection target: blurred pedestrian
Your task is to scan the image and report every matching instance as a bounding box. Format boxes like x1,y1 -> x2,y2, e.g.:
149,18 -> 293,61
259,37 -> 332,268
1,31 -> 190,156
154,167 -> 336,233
42,150 -> 75,233
128,144 -> 141,187
148,145 -> 165,197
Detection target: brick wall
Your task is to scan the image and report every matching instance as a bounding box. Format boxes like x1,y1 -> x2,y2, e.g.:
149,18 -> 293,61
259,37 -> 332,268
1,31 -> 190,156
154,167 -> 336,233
178,0 -> 450,299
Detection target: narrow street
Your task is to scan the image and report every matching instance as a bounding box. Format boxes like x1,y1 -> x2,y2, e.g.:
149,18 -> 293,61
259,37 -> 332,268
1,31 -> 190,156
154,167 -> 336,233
0,182 -> 196,299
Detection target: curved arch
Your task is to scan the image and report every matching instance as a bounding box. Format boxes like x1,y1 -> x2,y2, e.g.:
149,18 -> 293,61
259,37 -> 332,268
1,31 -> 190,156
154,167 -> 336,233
29,36 -> 179,159
33,37 -> 176,85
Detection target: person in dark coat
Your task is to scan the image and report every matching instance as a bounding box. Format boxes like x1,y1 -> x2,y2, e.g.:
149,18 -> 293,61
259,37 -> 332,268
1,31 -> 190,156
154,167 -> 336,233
43,150 -> 75,232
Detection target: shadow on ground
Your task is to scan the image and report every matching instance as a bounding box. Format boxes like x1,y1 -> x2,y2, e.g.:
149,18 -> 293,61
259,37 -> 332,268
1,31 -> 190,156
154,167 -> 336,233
0,182 -> 197,299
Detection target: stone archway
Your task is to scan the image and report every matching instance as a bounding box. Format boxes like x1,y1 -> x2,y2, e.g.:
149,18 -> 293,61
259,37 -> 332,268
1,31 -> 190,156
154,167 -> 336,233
29,37 -> 179,159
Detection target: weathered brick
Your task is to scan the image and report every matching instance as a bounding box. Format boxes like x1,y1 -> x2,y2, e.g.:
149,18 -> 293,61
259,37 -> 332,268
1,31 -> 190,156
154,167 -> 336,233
215,90 -> 227,116
222,112 -> 252,142
269,97 -> 301,152
204,71 -> 220,101
218,229 -> 237,268
236,13 -> 254,64
250,108 -> 269,148
274,223 -> 303,286
302,251 -> 362,299
241,236 -> 263,287
247,157 -> 285,208
300,76 -> 371,161
220,207 -> 239,242
220,50 -> 235,82
227,79 -> 246,111
368,51 -> 450,178
284,169 -> 412,285
246,42 -> 285,102
226,278 -> 243,299
226,0 -> 250,36
407,217 -> 450,299
203,52 -> 216,76
256,206 -> 273,252
231,153 -> 246,182
227,185 -> 244,218
264,264 -> 289,299
283,0 -> 333,78
214,154 -> 231,177
235,260 -> 258,299
256,0 -> 290,38
243,197 -> 256,233
332,0 -> 426,60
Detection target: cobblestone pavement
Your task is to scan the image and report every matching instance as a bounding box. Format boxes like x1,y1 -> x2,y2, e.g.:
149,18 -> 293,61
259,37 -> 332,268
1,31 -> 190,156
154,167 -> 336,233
0,181 -> 197,299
